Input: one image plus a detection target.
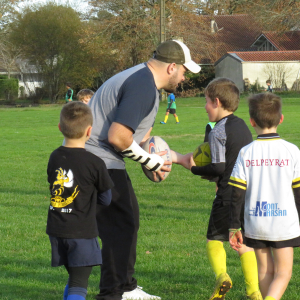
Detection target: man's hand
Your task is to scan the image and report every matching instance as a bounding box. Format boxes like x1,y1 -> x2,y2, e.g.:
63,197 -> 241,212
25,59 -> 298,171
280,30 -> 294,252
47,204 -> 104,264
229,230 -> 243,251
152,150 -> 172,181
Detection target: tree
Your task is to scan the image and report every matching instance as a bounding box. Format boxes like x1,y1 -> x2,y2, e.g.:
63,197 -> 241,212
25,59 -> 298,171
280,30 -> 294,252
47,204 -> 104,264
193,0 -> 249,15
0,0 -> 20,26
235,0 -> 300,32
87,0 -> 161,77
8,3 -> 96,102
263,63 -> 295,90
86,0 -> 217,86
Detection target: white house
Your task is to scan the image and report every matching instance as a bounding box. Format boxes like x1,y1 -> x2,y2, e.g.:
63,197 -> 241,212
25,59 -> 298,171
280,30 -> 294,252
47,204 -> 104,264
215,51 -> 300,92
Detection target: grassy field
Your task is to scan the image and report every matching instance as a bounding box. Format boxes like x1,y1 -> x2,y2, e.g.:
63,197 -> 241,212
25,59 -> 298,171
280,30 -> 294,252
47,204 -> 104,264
1,95 -> 300,300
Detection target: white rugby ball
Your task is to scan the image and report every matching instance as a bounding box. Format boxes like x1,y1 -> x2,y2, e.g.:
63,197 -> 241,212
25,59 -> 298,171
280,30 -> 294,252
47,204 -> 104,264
141,136 -> 172,182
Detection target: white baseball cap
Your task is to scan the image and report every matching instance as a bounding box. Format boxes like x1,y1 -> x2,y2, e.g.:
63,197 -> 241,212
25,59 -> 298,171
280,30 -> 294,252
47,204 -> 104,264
153,40 -> 201,73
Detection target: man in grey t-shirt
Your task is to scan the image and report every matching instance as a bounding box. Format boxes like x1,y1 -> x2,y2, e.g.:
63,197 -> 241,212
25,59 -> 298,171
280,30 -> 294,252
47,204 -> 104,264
86,40 -> 200,300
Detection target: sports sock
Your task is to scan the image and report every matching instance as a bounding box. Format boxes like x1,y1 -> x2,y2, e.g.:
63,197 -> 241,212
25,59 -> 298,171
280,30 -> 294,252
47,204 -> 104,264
164,115 -> 169,123
64,283 -> 69,300
67,295 -> 85,300
206,240 -> 226,279
240,251 -> 259,296
67,287 -> 87,300
264,297 -> 276,300
175,116 -> 179,122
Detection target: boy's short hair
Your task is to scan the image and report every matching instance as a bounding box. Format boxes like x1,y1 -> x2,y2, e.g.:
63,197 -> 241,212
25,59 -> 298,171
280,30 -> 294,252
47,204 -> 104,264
77,89 -> 94,102
60,102 -> 93,139
205,78 -> 240,112
266,79 -> 271,84
248,93 -> 282,128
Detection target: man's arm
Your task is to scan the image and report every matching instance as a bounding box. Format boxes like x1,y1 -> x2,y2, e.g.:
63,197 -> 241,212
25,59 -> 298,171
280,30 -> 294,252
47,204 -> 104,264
108,122 -> 134,151
108,122 -> 170,178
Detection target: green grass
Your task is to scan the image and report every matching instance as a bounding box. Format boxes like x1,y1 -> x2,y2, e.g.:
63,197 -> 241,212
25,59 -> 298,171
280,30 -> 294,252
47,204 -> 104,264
1,96 -> 300,299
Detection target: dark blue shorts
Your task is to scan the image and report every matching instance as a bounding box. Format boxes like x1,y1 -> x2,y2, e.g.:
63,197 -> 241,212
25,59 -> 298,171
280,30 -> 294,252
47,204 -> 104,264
49,236 -> 102,267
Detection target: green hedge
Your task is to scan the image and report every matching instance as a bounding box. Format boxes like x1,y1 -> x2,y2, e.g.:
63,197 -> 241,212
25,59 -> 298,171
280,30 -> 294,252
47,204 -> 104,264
0,76 -> 19,101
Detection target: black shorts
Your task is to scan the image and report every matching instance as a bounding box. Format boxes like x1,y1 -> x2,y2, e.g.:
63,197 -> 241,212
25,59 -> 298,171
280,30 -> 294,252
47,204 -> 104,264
207,200 -> 245,242
49,236 -> 102,267
246,236 -> 300,249
167,108 -> 176,114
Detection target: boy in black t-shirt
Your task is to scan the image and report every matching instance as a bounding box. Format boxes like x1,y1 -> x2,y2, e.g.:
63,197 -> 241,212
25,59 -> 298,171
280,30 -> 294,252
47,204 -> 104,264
46,102 -> 114,300
190,78 -> 262,300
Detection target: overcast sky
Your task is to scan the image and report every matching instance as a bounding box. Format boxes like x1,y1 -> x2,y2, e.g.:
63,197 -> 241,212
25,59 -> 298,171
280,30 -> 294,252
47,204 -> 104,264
17,0 -> 91,14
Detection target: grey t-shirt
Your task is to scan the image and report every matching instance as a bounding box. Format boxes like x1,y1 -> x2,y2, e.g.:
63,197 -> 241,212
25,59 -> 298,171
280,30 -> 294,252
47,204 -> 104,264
86,63 -> 160,169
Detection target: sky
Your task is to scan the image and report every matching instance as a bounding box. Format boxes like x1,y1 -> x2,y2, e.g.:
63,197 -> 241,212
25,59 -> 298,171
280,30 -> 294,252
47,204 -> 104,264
17,0 -> 91,14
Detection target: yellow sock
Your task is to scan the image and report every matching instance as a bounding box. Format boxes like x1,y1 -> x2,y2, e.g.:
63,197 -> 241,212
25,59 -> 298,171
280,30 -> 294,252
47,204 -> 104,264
164,115 -> 168,123
240,251 -> 259,296
206,241 -> 226,279
175,116 -> 179,122
264,297 -> 276,300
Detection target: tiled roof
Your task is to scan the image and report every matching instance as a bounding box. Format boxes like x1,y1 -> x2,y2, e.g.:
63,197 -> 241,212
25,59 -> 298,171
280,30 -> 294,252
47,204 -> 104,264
259,31 -> 300,51
227,51 -> 300,62
198,14 -> 263,62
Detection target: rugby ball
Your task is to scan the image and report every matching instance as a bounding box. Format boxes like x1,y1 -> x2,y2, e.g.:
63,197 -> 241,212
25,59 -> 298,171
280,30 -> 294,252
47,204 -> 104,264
193,142 -> 212,167
141,136 -> 172,182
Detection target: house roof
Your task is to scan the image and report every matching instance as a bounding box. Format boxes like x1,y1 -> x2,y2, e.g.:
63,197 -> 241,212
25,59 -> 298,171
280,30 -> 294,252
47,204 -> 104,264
197,14 -> 262,63
212,14 -> 262,51
252,31 -> 300,51
216,51 -> 300,64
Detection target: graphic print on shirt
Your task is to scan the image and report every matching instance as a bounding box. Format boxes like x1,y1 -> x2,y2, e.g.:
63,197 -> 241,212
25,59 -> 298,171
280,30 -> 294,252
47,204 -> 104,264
249,201 -> 287,217
50,168 -> 79,208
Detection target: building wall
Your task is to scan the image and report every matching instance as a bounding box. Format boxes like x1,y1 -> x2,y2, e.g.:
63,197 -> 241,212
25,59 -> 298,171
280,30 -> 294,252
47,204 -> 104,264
242,62 -> 300,90
215,56 -> 244,91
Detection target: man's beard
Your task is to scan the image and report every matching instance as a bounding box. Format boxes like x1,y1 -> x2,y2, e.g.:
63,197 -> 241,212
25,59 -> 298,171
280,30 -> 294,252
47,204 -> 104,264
164,70 -> 179,93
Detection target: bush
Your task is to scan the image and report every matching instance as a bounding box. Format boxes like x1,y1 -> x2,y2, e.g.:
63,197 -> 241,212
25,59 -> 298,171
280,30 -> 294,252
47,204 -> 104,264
0,77 -> 19,102
176,65 -> 215,98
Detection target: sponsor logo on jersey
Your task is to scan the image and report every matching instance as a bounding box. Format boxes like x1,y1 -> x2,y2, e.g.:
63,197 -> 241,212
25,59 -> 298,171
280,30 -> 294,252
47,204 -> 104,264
249,201 -> 287,217
245,159 -> 289,167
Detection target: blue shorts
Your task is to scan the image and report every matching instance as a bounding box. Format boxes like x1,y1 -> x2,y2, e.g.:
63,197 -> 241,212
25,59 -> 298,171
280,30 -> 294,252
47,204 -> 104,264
49,236 -> 102,267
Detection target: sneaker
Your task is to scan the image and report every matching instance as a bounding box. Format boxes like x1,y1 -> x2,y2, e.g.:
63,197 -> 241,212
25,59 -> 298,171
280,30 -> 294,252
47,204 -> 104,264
122,286 -> 161,300
246,291 -> 263,300
176,122 -> 180,124
160,121 -> 166,124
209,273 -> 232,300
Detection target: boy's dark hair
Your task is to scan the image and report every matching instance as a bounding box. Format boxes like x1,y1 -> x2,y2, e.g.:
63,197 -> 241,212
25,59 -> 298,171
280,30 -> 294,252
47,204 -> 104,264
77,89 -> 94,101
248,93 -> 282,128
266,79 -> 271,84
205,78 -> 240,112
60,102 -> 93,139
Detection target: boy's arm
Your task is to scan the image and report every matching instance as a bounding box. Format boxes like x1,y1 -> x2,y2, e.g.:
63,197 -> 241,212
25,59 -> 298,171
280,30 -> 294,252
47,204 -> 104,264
191,163 -> 225,177
228,184 -> 245,251
293,187 -> 300,218
97,189 -> 112,206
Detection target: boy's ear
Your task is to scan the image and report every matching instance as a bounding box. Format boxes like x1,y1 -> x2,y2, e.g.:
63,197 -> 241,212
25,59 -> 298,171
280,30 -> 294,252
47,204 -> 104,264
279,114 -> 284,124
86,126 -> 92,138
249,118 -> 256,127
214,98 -> 221,108
58,123 -> 61,131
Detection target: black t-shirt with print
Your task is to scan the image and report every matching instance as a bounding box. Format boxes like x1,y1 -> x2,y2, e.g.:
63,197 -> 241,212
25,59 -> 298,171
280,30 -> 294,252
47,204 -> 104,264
46,146 -> 114,239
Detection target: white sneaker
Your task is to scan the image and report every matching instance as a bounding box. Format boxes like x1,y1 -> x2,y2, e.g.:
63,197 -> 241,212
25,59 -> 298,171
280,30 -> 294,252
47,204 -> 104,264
122,286 -> 161,300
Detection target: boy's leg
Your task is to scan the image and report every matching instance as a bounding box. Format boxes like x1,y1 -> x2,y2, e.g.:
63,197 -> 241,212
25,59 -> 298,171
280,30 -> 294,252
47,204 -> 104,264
266,247 -> 293,300
207,239 -> 232,299
206,240 -> 227,279
206,201 -> 232,299
161,111 -> 169,123
238,246 -> 261,298
173,114 -> 179,123
67,266 -> 92,300
254,248 -> 274,298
